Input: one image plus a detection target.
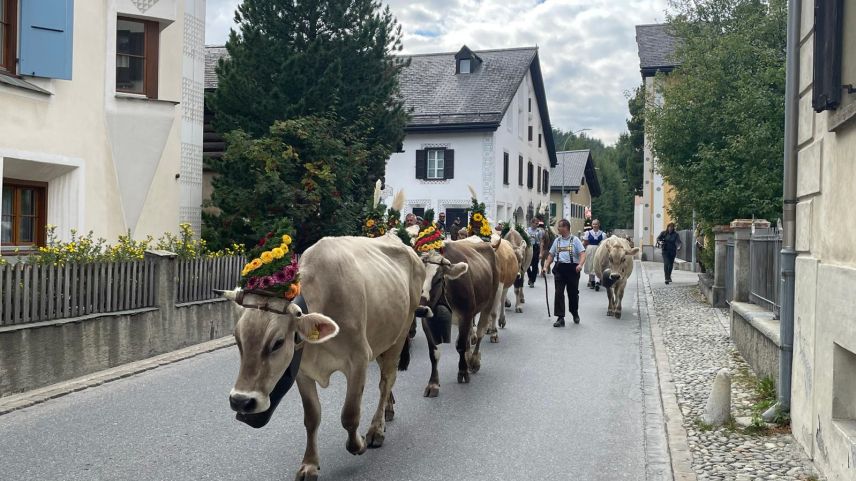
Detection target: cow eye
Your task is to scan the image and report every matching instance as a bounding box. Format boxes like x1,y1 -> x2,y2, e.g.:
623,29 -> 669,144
271,338 -> 285,353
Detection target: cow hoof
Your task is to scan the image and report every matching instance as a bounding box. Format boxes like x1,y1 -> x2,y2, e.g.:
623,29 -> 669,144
424,384 -> 440,397
499,318 -> 506,328
490,334 -> 499,343
505,300 -> 511,308
366,427 -> 385,448
458,371 -> 470,384
515,307 -> 523,313
607,310 -> 614,317
615,312 -> 622,319
346,435 -> 367,455
295,464 -> 319,481
486,327 -> 497,335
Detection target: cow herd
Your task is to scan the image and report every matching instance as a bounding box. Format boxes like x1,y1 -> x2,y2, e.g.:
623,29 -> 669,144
222,199 -> 637,481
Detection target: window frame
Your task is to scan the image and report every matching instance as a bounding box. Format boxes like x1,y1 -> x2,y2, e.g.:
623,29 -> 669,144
426,148 -> 445,180
1,179 -> 48,248
458,58 -> 471,74
0,0 -> 18,75
528,126 -> 533,142
116,16 -> 160,99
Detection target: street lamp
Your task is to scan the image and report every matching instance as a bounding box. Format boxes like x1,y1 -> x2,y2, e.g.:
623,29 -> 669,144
560,128 -> 591,221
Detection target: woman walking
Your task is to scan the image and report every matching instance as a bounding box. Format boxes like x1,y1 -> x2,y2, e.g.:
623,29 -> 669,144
656,222 -> 682,284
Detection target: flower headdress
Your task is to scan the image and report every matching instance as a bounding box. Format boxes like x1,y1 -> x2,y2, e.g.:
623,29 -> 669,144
240,220 -> 300,300
466,185 -> 492,242
413,209 -> 444,253
500,222 -> 532,246
362,180 -> 389,238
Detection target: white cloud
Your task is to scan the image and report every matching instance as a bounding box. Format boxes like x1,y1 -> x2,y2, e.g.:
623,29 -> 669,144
205,0 -> 669,144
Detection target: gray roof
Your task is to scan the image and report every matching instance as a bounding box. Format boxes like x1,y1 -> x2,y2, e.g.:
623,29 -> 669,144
399,47 -> 537,128
550,150 -> 601,197
204,46 -> 228,89
636,24 -> 680,76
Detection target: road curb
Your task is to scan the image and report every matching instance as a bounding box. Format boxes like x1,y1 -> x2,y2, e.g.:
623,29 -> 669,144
0,337 -> 235,416
637,261 -> 698,481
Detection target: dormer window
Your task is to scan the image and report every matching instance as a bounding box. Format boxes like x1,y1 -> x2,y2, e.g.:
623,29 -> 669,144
455,45 -> 482,74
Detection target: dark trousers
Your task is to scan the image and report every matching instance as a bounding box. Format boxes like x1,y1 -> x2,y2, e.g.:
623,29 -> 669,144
553,262 -> 580,318
663,252 -> 676,280
527,245 -> 541,284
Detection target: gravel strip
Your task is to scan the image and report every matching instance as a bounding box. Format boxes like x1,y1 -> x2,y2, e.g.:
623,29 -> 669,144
647,276 -> 822,481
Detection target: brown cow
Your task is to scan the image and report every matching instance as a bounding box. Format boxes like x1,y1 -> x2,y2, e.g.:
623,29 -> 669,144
592,235 -> 640,319
483,237 -> 520,343
226,236 -> 424,480
503,227 -> 533,314
416,240 -> 498,396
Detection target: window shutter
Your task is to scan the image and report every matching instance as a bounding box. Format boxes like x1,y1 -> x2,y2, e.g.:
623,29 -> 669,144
444,149 -> 455,179
812,0 -> 844,112
19,0 -> 74,80
503,153 -> 509,185
518,156 -> 524,185
415,150 -> 427,180
537,167 -> 541,192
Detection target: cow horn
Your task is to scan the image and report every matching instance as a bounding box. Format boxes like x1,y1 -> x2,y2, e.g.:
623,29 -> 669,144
215,288 -> 240,302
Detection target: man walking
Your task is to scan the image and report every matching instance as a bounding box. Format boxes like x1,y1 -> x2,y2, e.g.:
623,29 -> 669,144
657,222 -> 681,284
542,219 -> 586,327
436,212 -> 447,235
526,217 -> 544,287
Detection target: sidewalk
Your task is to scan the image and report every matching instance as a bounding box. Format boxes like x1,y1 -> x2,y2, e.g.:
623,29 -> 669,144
640,261 -> 822,481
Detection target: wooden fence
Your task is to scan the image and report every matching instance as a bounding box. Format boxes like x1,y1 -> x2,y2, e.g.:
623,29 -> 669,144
175,256 -> 245,304
0,260 -> 156,327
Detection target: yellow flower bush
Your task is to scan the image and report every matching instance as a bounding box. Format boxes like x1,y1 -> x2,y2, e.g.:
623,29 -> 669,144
472,213 -> 484,222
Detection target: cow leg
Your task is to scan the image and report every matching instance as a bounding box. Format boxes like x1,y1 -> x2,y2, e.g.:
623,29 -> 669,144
515,278 -> 524,313
421,317 -> 442,396
366,344 -> 403,448
456,315 -> 472,383
295,374 -> 321,481
471,304 -> 493,372
498,286 -> 510,332
614,282 -> 626,319
342,361 -> 369,456
606,286 -> 615,316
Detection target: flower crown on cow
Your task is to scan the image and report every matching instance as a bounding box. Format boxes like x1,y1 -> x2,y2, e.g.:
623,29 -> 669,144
500,222 -> 532,246
466,186 -> 492,242
240,220 -> 301,300
414,210 -> 444,253
362,180 -> 410,243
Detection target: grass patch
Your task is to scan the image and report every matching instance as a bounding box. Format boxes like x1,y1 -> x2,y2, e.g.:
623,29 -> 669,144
693,418 -> 715,432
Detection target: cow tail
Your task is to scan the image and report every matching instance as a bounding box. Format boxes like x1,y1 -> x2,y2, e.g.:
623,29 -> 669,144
398,334 -> 412,371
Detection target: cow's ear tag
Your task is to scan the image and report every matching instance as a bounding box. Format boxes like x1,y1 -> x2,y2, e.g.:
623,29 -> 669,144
308,327 -> 321,341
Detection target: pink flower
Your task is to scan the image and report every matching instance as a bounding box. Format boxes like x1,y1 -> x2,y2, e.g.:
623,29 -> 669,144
259,276 -> 273,289
246,277 -> 259,290
273,270 -> 288,284
283,265 -> 296,281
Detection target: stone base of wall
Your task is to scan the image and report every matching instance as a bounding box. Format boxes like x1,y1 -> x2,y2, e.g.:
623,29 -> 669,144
0,300 -> 239,397
730,301 -> 780,385
699,273 -> 727,308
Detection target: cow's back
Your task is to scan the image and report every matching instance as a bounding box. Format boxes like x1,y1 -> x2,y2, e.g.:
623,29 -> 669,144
299,237 -> 423,373
495,239 -> 518,287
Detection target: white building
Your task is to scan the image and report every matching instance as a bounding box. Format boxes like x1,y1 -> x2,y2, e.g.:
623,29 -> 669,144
384,46 -> 556,225
635,24 -> 679,259
1,0 -> 205,253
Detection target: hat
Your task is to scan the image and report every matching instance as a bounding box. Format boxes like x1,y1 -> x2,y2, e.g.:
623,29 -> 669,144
414,210 -> 444,253
240,220 -> 300,300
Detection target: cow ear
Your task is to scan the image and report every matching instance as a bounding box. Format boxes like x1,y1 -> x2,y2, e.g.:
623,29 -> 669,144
296,313 -> 340,344
445,262 -> 468,280
627,247 -> 641,257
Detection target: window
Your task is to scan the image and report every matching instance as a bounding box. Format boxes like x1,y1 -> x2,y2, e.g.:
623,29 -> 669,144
116,17 -> 159,98
537,166 -> 542,192
518,156 -> 524,186
528,98 -> 532,112
542,171 -> 549,193
503,152 -> 510,185
427,149 -> 444,179
459,58 -> 470,74
528,126 -> 533,142
0,0 -> 17,74
412,207 -> 425,218
527,161 -> 534,189
538,133 -> 542,148
812,0 -> 844,112
1,180 -> 47,247
550,202 -> 556,218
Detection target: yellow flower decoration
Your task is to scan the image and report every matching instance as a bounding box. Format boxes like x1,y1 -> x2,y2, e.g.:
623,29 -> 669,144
272,247 -> 285,259
282,234 -> 292,245
261,251 -> 274,264
473,213 -> 484,222
366,219 -> 376,228
250,258 -> 263,270
280,244 -> 289,254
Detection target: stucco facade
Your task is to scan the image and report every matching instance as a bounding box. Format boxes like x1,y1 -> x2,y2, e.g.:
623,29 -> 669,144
0,0 -> 204,252
789,3 -> 856,480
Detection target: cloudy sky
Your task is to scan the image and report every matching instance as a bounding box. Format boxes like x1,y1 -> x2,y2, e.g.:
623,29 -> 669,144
205,0 -> 670,145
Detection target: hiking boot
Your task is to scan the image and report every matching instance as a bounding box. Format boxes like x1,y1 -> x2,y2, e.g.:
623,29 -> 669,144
553,317 -> 565,328
594,282 -> 600,292
587,281 -> 594,289
572,314 -> 580,324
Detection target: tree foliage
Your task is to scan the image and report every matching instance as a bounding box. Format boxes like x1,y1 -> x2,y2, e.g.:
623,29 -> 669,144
648,0 -> 786,228
204,0 -> 409,250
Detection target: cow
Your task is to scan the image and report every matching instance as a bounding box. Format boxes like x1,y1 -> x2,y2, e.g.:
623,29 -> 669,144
225,236 -> 424,481
503,227 -> 533,313
416,239 -> 498,396
592,235 -> 640,319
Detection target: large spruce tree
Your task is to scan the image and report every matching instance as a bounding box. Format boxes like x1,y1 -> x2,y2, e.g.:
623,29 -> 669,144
205,0 -> 409,250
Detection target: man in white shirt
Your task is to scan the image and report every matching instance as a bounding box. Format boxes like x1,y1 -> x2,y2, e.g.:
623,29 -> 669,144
541,219 -> 586,327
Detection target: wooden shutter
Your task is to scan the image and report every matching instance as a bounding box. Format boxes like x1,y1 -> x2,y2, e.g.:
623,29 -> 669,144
415,150 -> 427,180
19,0 -> 74,79
812,0 -> 844,112
537,166 -> 542,192
518,156 -> 524,185
503,153 -> 509,185
444,149 -> 455,179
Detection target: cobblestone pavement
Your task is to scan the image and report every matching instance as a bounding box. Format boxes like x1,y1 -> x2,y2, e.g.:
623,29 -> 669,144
642,262 -> 822,481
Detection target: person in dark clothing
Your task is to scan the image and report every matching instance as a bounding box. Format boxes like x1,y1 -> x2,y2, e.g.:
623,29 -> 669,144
436,212 -> 447,235
542,219 -> 586,327
449,217 -> 461,241
657,222 -> 682,284
526,218 -> 544,287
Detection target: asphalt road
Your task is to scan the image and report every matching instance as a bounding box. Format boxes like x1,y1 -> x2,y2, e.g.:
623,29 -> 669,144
0,269 -> 662,481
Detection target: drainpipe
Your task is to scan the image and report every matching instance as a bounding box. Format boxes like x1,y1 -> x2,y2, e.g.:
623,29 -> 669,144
766,0 -> 799,419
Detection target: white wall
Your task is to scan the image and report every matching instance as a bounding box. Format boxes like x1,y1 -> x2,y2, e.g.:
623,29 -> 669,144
642,75 -> 667,247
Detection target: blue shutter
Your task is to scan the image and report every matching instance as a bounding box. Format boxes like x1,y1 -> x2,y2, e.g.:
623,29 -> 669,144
19,0 -> 74,80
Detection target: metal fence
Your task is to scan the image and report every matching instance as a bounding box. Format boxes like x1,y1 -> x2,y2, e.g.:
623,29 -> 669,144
0,260 -> 156,327
749,229 -> 782,318
675,229 -> 695,262
725,238 -> 735,304
175,256 -> 245,304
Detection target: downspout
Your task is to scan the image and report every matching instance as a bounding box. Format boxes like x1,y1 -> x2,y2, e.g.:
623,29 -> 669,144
766,0 -> 799,418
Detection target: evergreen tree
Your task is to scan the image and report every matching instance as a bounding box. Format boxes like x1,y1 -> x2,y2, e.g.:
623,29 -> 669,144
205,0 -> 409,250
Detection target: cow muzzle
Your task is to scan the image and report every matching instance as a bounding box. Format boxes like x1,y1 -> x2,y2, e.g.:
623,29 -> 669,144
415,304 -> 434,318
229,390 -> 268,414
